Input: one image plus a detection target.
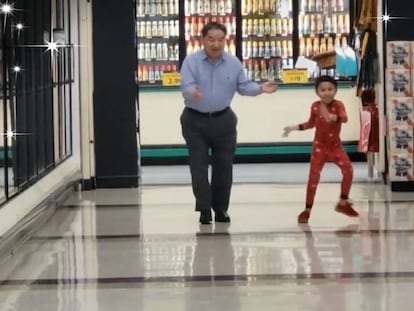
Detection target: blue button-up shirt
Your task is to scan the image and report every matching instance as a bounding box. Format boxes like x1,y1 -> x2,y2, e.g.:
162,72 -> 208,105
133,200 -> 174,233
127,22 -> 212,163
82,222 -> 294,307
180,51 -> 262,113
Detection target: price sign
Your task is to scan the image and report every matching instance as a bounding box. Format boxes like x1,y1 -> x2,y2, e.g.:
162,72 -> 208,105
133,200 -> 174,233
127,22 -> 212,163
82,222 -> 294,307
162,72 -> 181,86
282,69 -> 309,84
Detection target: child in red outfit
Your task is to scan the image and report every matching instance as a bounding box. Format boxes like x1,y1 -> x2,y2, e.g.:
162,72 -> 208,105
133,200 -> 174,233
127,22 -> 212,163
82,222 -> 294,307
283,75 -> 359,223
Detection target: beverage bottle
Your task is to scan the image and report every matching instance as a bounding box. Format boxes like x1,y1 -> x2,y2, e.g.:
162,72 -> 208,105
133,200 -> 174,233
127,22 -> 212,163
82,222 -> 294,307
204,0 -> 211,14
185,17 -> 191,38
174,44 -> 179,60
267,60 -> 275,80
226,0 -> 233,13
198,0 -> 204,15
231,16 -> 236,35
337,0 -> 344,11
242,19 -> 248,37
261,60 -> 268,80
337,14 -> 344,34
301,0 -> 308,12
248,60 -> 254,80
144,43 -> 151,59
299,37 -> 305,55
258,41 -> 264,57
313,37 -> 319,54
218,0 -> 225,15
264,18 -> 270,35
146,21 -> 152,38
156,0 -> 162,15
154,65 -> 161,81
270,40 -> 276,57
198,17 -> 204,34
270,19 -> 276,35
142,66 -> 148,81
211,0 -> 218,15
253,19 -> 258,35
252,41 -> 258,57
164,0 -> 171,15
150,43 -> 157,59
258,19 -> 264,36
138,66 -> 143,81
158,21 -> 164,37
169,20 -> 175,37
331,14 -> 337,33
308,0 -> 315,11
242,41 -> 247,58
174,20 -> 179,36
276,40 -> 282,57
254,60 -> 261,81
163,20 -> 169,38
344,14 -> 350,32
282,18 -> 288,36
162,43 -> 169,59
264,41 -> 270,58
152,21 -> 158,37
315,0 -> 322,11
148,66 -> 154,82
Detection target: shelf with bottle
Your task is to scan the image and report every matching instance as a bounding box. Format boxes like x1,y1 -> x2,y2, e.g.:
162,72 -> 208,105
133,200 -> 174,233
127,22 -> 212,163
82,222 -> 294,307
298,12 -> 350,36
184,0 -> 234,17
243,58 -> 288,82
137,19 -> 180,39
242,17 -> 293,38
298,34 -> 348,58
299,0 -> 346,14
242,0 -> 292,17
242,39 -> 293,60
185,15 -> 236,39
136,0 -> 179,18
137,63 -> 179,86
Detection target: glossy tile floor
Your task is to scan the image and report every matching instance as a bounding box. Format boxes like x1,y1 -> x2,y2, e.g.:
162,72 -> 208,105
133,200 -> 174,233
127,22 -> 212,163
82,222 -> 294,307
1,163 -> 414,310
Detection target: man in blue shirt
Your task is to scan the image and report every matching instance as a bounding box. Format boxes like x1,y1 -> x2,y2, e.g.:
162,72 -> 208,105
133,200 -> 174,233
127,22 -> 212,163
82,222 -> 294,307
180,22 -> 277,225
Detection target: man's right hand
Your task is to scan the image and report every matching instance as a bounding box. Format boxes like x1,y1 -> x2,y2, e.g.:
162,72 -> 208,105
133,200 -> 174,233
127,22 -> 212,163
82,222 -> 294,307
193,87 -> 202,102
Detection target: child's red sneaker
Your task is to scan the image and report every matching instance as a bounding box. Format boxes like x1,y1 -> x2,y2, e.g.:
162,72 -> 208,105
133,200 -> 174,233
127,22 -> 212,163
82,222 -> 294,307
335,201 -> 359,217
297,209 -> 311,223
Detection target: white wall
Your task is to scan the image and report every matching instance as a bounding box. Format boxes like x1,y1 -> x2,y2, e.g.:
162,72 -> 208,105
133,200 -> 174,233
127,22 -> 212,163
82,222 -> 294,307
139,87 -> 361,145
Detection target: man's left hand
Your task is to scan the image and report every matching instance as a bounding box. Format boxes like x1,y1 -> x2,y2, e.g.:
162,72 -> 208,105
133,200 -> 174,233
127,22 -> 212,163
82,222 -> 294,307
261,81 -> 278,93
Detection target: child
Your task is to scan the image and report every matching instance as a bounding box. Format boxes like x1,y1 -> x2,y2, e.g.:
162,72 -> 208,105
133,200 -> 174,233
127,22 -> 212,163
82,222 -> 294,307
283,75 -> 359,223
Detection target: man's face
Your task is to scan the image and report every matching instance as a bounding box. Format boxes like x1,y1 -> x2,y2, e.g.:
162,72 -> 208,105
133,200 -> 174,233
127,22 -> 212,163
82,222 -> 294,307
316,81 -> 337,104
202,28 -> 226,61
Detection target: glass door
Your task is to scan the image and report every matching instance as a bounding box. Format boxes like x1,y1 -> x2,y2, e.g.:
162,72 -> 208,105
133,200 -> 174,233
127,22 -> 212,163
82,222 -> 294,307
184,0 -> 237,56
241,0 -> 293,82
136,0 -> 180,88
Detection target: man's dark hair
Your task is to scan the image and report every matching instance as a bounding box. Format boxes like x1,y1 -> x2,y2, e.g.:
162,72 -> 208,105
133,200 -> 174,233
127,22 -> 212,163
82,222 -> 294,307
201,22 -> 227,37
315,75 -> 337,90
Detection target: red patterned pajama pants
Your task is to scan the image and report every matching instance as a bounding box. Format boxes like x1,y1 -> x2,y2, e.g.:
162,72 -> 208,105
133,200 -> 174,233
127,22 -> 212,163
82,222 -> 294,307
306,146 -> 353,207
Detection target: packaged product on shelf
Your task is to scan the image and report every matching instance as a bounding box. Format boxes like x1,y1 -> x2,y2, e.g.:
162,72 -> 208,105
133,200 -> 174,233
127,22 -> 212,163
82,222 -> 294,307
386,69 -> 412,97
388,97 -> 414,126
389,153 -> 414,181
387,41 -> 411,69
389,125 -> 414,152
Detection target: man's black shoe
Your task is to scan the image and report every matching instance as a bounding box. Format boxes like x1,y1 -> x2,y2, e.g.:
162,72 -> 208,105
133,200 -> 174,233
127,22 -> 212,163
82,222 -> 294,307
215,211 -> 231,223
199,210 -> 212,224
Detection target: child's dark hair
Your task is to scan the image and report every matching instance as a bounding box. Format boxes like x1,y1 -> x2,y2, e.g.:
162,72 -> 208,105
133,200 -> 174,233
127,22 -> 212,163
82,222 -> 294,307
315,75 -> 337,90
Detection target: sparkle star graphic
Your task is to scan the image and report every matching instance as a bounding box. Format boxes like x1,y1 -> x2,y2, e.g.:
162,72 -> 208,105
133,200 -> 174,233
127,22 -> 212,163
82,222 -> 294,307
377,6 -> 410,35
0,2 -> 15,27
4,130 -> 31,139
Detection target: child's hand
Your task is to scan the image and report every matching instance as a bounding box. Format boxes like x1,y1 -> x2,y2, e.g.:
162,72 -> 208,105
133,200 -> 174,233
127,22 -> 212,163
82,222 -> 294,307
329,114 -> 338,122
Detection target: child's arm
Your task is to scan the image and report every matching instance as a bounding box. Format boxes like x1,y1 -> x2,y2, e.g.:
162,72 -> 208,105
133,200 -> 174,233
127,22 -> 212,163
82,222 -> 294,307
335,101 -> 348,123
283,103 -> 316,136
